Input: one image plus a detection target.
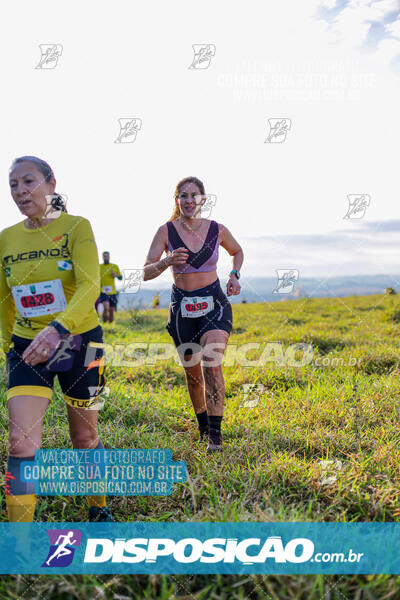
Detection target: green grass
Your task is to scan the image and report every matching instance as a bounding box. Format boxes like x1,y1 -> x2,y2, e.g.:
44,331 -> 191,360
2,293 -> 400,597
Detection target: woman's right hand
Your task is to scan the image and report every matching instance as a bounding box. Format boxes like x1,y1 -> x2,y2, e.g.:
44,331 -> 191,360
168,247 -> 189,266
22,325 -> 61,367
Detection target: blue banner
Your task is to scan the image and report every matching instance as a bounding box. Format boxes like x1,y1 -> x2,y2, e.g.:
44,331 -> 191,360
0,522 -> 399,574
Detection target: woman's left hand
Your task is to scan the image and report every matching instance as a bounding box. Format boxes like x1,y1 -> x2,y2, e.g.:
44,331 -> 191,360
227,275 -> 241,297
22,326 -> 62,366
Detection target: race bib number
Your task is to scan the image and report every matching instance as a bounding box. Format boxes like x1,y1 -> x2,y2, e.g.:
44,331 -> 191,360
12,279 -> 67,318
181,295 -> 214,318
102,286 -> 113,294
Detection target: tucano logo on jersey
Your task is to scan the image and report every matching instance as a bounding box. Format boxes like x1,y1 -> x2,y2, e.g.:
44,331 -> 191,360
4,233 -> 70,264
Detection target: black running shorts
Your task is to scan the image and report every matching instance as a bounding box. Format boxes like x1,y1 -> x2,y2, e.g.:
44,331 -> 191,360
166,279 -> 233,352
6,325 -> 106,409
99,292 -> 118,308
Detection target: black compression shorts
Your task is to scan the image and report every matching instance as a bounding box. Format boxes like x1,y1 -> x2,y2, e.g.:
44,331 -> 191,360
166,279 -> 233,351
6,325 -> 106,409
99,292 -> 118,308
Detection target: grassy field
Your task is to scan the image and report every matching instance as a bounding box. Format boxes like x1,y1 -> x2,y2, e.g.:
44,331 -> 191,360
1,293 -> 400,598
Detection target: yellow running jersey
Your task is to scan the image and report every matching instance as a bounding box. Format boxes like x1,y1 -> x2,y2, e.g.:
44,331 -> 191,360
99,263 -> 122,295
0,212 -> 100,353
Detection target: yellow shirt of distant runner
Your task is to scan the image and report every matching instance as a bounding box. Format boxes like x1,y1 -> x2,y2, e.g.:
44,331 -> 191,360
99,263 -> 122,295
0,211 -> 100,353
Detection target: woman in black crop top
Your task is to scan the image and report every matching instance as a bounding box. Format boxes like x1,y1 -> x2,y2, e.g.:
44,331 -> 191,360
143,176 -> 243,452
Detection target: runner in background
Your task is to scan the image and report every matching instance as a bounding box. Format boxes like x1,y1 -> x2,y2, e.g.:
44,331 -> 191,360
152,292 -> 160,309
98,252 -> 122,323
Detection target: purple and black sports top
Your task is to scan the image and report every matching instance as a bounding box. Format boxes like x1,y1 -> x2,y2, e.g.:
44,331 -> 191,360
166,220 -> 219,274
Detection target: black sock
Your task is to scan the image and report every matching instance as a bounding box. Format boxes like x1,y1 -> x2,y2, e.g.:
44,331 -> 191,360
196,411 -> 208,429
208,415 -> 222,432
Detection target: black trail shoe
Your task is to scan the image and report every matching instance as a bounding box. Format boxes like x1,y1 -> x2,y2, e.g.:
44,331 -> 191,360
207,428 -> 223,453
88,506 -> 114,522
199,425 -> 209,440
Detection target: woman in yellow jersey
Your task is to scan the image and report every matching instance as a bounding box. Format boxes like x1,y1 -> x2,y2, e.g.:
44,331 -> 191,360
0,156 -> 113,522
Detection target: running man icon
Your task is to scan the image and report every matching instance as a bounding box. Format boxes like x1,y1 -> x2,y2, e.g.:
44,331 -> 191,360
45,531 -> 77,566
42,529 -> 82,567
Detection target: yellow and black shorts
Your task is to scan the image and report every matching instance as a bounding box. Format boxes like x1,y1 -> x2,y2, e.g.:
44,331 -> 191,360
6,326 -> 106,409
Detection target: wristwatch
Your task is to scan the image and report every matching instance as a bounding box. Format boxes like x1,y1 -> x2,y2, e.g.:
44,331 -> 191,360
230,270 -> 240,280
49,320 -> 70,336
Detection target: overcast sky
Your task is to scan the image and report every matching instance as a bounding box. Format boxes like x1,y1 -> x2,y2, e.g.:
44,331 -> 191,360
1,0 -> 399,285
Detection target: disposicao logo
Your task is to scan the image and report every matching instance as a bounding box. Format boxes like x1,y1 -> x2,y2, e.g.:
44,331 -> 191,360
83,536 -> 314,564
42,529 -> 82,567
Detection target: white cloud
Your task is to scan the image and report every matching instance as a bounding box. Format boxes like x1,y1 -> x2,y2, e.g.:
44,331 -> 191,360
315,0 -> 400,67
319,0 -> 339,8
242,221 -> 400,277
386,18 -> 400,37
375,36 -> 400,61
331,8 -> 375,46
